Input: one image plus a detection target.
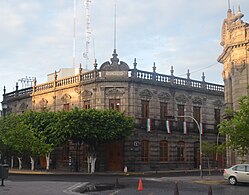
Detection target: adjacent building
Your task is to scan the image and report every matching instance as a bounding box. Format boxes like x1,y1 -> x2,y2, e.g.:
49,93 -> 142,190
218,6 -> 249,165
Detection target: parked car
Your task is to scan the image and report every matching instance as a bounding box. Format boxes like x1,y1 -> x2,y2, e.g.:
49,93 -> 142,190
223,164 -> 249,185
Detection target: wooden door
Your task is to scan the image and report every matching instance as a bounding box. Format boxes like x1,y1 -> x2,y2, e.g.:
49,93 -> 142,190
107,142 -> 124,171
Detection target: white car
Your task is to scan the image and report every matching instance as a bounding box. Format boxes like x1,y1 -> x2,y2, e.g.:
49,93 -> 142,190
223,164 -> 249,185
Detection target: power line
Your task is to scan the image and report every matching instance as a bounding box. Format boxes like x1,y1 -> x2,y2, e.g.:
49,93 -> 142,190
176,62 -> 218,77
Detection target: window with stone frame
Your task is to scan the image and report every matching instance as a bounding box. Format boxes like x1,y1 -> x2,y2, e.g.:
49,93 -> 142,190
177,104 -> 184,130
177,104 -> 185,121
63,103 -> 70,111
141,100 -> 149,118
141,140 -> 149,162
160,140 -> 168,162
62,141 -> 69,161
109,99 -> 121,111
177,141 -> 185,161
193,106 -> 201,123
160,102 -> 168,120
83,144 -> 89,162
83,100 -> 91,110
214,109 -> 220,125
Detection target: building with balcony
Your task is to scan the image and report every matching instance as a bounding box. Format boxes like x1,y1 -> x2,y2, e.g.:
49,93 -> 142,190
2,49 -> 225,172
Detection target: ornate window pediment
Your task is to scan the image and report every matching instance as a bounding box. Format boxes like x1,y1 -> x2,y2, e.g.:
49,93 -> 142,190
192,96 -> 203,105
158,92 -> 171,102
139,89 -> 152,100
61,94 -> 71,103
175,94 -> 188,104
82,90 -> 93,98
19,102 -> 28,111
39,98 -> 48,107
105,88 -> 125,96
213,99 -> 223,108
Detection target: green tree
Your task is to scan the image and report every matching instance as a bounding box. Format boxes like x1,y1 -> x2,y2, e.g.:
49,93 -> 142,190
0,114 -> 32,169
202,141 -> 217,174
218,95 -> 249,159
59,108 -> 134,173
21,110 -> 62,170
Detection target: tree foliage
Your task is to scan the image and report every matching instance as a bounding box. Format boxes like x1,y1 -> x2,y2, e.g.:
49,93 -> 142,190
0,108 -> 134,171
59,108 -> 134,151
218,95 -> 249,157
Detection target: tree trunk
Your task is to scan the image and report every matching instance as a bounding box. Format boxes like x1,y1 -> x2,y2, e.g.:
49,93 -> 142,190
17,157 -> 22,170
87,153 -> 97,173
45,153 -> 50,171
30,156 -> 35,171
11,156 -> 14,169
90,156 -> 96,173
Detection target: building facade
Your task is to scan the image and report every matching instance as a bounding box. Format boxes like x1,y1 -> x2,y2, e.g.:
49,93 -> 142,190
2,49 -> 225,172
218,6 -> 249,165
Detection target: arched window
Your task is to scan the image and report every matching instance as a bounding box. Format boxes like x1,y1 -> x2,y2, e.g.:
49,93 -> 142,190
160,140 -> 168,162
177,141 -> 185,161
141,140 -> 149,162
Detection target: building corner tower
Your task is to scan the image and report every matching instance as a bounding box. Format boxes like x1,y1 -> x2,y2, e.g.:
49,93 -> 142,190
217,5 -> 249,165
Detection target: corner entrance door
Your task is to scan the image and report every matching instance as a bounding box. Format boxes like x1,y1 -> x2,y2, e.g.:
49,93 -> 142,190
107,142 -> 124,171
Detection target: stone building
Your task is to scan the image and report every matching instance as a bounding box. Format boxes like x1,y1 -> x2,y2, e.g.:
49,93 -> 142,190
218,6 -> 249,165
2,49 -> 225,172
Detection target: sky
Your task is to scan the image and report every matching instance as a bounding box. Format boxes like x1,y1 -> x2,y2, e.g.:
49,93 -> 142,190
1,0 -> 249,101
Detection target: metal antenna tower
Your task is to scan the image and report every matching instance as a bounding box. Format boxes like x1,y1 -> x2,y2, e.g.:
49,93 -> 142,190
73,0 -> 76,68
83,0 -> 92,70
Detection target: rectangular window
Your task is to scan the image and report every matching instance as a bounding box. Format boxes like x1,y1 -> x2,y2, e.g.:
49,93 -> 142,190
193,106 -> 201,123
141,100 -> 149,118
214,109 -> 220,125
177,105 -> 184,121
177,141 -> 185,161
62,141 -> 69,160
109,99 -> 121,111
84,100 -> 91,110
141,140 -> 149,162
160,141 -> 168,162
63,103 -> 70,111
160,102 -> 168,120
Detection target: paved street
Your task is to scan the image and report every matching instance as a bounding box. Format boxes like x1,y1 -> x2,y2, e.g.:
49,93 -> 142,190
0,172 -> 249,195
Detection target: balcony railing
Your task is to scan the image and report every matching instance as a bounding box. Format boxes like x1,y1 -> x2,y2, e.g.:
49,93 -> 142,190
135,118 -> 219,135
4,67 -> 224,98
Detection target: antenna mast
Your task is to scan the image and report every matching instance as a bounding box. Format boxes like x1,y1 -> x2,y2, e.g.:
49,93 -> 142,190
114,0 -> 117,50
83,0 -> 92,70
73,0 -> 76,68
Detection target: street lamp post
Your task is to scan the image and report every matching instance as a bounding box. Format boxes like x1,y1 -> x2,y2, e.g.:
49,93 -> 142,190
177,115 -> 203,179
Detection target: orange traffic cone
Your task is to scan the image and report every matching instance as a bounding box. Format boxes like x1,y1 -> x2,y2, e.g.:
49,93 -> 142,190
137,178 -> 144,191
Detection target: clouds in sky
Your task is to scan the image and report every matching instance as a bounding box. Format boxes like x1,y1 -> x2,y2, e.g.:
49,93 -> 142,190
1,0 -> 249,97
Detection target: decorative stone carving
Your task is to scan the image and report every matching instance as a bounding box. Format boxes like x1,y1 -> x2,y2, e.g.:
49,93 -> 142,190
61,94 -> 71,103
213,99 -> 223,108
39,98 -> 48,107
158,92 -> 171,102
19,102 -> 28,111
82,90 -> 93,98
175,94 -> 188,104
139,89 -> 152,100
192,96 -> 203,105
105,88 -> 125,96
99,49 -> 129,71
74,87 -> 81,94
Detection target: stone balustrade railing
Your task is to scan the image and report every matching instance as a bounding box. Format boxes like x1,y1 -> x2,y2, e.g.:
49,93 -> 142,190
3,68 -> 224,99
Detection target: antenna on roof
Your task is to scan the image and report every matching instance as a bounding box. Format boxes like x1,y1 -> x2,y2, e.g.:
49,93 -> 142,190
83,0 -> 92,70
73,0 -> 76,68
114,0 -> 117,50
